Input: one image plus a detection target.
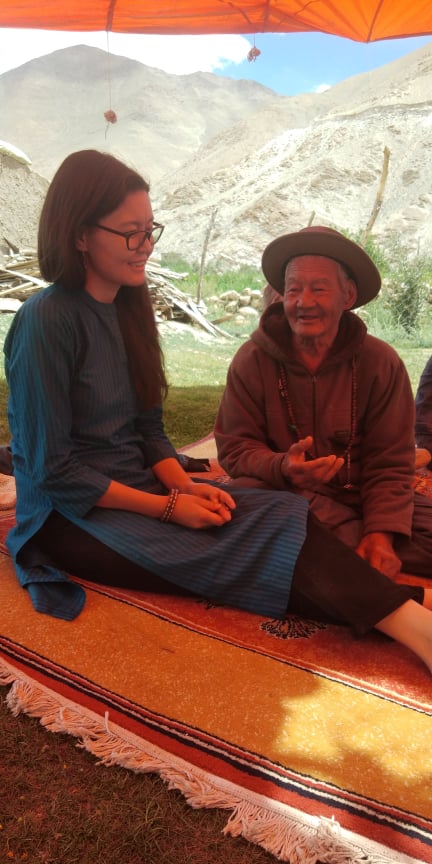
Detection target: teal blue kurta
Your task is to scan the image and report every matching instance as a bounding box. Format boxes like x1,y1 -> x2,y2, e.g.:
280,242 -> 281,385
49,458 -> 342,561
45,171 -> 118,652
4,284 -> 308,620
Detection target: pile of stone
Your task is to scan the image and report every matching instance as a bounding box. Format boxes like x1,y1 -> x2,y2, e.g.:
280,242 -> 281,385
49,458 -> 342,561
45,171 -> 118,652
207,287 -> 264,327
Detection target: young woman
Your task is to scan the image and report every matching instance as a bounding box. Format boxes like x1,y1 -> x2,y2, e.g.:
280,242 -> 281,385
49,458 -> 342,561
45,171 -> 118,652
5,149 -> 432,675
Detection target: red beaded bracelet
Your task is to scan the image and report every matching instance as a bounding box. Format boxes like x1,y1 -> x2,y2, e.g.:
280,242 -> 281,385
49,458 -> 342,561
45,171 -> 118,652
160,488 -> 179,523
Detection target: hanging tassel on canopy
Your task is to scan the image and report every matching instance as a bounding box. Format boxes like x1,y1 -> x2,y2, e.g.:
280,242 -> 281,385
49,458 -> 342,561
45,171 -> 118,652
104,32 -> 118,135
247,36 -> 261,62
104,109 -> 117,125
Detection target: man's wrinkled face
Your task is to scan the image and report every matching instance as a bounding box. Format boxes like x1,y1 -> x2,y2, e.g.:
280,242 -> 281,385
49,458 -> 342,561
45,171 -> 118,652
283,255 -> 357,343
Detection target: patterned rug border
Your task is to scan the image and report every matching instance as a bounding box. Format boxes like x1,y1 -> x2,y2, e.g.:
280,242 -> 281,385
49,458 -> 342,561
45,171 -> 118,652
0,655 -> 426,864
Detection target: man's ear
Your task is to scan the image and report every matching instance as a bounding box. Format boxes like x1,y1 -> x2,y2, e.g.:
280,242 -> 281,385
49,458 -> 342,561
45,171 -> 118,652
344,279 -> 358,310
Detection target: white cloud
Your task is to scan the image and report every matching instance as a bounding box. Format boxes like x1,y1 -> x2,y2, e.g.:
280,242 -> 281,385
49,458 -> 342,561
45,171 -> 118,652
0,28 -> 251,76
111,33 -> 251,74
314,83 -> 332,93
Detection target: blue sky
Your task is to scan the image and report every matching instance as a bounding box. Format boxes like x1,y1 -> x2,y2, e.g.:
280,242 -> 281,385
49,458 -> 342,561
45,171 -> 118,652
0,28 -> 431,95
222,32 -> 432,94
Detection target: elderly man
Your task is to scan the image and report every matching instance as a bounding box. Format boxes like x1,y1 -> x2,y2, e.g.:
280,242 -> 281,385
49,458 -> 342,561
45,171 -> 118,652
215,226 -> 432,578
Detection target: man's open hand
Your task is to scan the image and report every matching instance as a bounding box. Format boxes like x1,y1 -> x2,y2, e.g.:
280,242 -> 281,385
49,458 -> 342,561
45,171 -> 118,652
281,435 -> 344,490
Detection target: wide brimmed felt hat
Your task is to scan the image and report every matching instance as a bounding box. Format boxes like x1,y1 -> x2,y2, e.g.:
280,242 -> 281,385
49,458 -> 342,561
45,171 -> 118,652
261,226 -> 381,308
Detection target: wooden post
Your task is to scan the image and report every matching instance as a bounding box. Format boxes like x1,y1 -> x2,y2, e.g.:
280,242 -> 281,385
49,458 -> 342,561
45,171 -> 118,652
197,207 -> 217,305
360,146 -> 390,246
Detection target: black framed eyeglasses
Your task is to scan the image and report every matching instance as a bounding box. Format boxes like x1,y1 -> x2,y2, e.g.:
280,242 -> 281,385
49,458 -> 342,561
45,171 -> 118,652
94,221 -> 164,250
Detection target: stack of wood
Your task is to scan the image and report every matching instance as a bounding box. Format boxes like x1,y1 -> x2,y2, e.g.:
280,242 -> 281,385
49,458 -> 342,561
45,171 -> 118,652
0,249 -> 226,337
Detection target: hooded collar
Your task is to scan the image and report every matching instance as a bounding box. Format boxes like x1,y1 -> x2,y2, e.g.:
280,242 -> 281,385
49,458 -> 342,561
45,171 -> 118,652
251,301 -> 367,368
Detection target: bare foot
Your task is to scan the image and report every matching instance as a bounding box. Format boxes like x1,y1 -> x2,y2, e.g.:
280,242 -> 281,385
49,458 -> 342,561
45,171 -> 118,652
423,589 -> 432,611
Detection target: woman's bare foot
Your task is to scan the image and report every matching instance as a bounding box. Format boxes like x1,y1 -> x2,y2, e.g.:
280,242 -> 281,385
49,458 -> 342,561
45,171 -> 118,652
423,588 -> 432,611
376,599 -> 432,674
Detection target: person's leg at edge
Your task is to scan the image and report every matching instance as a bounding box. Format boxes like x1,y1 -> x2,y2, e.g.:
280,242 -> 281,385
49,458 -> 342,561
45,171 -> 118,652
374,600 -> 432,673
290,513 -> 432,673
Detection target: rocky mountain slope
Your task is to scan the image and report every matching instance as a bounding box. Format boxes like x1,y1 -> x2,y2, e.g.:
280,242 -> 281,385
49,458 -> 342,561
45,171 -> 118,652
0,45 -> 283,184
2,41 -> 432,267
157,41 -> 432,266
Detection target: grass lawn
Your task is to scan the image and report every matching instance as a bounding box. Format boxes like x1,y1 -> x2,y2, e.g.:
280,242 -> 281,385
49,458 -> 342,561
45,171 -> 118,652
0,313 -> 430,445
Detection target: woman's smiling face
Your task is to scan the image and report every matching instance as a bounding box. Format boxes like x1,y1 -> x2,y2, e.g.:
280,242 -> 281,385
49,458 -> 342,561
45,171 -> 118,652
77,189 -> 155,302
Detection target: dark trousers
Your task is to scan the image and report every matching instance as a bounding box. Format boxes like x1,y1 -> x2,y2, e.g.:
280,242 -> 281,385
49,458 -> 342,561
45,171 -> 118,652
35,511 -> 424,636
290,514 -> 424,635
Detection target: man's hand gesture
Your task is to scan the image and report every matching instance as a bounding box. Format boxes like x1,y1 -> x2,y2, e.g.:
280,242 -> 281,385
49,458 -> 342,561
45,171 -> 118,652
281,435 -> 344,490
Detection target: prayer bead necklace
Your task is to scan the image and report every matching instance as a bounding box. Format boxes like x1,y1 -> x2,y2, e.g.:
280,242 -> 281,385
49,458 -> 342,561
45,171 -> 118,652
277,360 -> 358,489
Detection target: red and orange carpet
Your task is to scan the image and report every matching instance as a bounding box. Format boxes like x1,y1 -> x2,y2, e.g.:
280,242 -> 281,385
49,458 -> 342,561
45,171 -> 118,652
0,443 -> 431,863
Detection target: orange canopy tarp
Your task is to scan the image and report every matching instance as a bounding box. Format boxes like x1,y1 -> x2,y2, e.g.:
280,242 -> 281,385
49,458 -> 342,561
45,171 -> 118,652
0,0 -> 432,42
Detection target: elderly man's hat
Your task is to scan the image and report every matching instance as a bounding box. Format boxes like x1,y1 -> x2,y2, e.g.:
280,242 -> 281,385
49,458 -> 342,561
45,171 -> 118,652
261,226 -> 381,308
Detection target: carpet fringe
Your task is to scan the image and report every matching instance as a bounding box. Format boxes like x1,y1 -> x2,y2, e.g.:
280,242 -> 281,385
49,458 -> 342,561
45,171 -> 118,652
0,662 -> 419,864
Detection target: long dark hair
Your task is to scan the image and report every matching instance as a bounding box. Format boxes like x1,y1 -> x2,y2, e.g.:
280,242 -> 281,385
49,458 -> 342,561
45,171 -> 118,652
38,149 -> 167,408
